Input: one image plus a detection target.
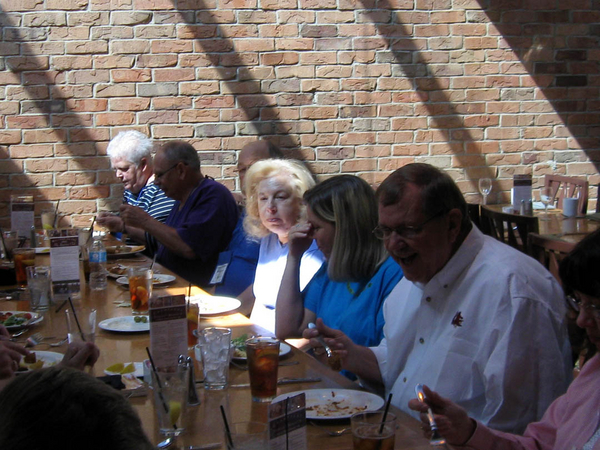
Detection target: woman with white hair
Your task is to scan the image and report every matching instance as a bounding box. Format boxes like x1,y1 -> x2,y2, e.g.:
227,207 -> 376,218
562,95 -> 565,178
241,159 -> 325,333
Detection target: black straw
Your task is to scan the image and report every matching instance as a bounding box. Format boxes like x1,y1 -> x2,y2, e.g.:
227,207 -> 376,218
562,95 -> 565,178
378,393 -> 393,434
67,297 -> 86,342
145,347 -> 175,428
220,405 -> 234,449
55,298 -> 69,314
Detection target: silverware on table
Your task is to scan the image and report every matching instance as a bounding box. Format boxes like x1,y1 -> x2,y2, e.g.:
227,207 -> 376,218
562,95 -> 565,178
415,384 -> 446,446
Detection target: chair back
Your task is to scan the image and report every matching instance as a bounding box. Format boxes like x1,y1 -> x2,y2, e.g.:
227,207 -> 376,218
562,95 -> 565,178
527,233 -> 575,281
479,206 -> 539,253
544,174 -> 589,215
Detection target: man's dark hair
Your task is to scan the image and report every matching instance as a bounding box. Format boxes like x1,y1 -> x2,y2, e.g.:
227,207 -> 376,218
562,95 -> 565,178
560,228 -> 600,298
161,140 -> 200,171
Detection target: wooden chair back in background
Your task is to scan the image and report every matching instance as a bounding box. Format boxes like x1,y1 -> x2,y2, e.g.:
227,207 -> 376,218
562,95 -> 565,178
479,206 -> 539,254
544,174 -> 589,215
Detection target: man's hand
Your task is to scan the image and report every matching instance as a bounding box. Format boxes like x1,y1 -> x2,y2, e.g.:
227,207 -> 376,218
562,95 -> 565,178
59,341 -> 100,371
120,204 -> 153,230
0,340 -> 29,379
97,212 -> 125,233
407,385 -> 476,446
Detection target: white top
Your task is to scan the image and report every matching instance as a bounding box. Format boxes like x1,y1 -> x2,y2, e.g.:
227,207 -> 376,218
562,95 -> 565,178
371,226 -> 572,434
251,233 -> 325,333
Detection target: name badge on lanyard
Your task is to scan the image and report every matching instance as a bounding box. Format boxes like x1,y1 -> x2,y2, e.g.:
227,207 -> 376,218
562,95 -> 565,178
209,251 -> 232,285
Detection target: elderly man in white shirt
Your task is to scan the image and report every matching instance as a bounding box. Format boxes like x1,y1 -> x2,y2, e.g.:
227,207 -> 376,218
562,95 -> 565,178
305,163 -> 572,434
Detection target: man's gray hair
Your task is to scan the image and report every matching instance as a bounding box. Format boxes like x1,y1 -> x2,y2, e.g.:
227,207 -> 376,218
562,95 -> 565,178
107,131 -> 153,166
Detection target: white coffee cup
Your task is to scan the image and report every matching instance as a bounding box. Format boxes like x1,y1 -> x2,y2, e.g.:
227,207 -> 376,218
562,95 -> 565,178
563,197 -> 578,218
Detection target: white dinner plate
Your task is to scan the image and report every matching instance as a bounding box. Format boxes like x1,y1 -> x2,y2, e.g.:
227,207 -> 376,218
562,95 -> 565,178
187,295 -> 241,316
106,245 -> 145,258
98,316 -> 150,333
115,274 -> 176,286
104,362 -> 144,378
18,350 -> 63,373
0,311 -> 43,330
272,389 -> 384,420
231,342 -> 291,361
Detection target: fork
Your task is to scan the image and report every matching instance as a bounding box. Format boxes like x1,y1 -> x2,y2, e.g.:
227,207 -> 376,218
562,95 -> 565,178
25,332 -> 44,347
309,421 -> 351,437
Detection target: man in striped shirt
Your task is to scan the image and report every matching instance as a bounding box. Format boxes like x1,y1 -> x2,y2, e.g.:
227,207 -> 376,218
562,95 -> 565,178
98,131 -> 175,238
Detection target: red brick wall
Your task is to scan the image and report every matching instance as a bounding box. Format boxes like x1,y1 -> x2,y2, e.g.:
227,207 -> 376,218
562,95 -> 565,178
1,0 -> 599,226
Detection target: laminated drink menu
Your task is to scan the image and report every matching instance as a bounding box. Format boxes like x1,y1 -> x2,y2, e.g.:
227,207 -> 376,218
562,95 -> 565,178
49,229 -> 80,301
11,195 -> 34,239
149,294 -> 188,369
512,174 -> 532,213
268,393 -> 307,450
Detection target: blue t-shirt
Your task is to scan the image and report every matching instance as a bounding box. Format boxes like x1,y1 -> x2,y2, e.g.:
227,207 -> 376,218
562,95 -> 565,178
156,177 -> 238,288
303,256 -> 403,349
213,211 -> 260,297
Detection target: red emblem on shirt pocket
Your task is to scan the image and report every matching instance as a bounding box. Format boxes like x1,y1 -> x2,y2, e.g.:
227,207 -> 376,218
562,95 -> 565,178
451,311 -> 464,328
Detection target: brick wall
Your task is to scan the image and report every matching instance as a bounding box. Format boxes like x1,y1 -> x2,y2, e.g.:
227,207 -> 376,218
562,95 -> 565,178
1,0 -> 599,227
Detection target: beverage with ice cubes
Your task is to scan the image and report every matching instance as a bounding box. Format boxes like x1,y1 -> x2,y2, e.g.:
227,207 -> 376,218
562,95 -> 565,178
246,336 -> 280,402
200,327 -> 231,390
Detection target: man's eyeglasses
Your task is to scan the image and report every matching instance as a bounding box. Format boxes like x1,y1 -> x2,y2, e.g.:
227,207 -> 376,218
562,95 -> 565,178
372,210 -> 448,240
154,163 -> 180,180
566,294 -> 600,320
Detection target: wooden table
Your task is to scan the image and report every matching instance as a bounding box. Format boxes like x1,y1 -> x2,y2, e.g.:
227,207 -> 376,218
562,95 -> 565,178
486,205 -> 600,244
3,249 -> 430,450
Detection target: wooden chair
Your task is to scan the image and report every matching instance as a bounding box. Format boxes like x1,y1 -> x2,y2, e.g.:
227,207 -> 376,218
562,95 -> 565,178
544,174 -> 589,215
467,203 -> 482,230
527,233 -> 575,281
479,206 -> 539,253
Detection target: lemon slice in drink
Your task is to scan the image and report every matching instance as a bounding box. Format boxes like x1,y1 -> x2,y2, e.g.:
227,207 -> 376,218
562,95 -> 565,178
168,401 -> 182,425
106,363 -> 125,373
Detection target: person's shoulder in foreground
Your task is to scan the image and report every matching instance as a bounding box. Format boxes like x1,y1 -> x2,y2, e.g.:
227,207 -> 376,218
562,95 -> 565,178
0,366 -> 154,450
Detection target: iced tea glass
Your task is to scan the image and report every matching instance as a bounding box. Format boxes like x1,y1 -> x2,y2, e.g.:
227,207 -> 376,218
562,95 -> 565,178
187,302 -> 199,348
128,267 -> 152,315
351,411 -> 396,450
13,248 -> 35,287
246,336 -> 280,402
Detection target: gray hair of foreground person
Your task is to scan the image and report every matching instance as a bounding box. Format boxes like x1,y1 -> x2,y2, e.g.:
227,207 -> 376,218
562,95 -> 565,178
376,163 -> 471,231
160,140 -> 201,172
0,367 -> 154,450
244,158 -> 316,239
304,175 -> 387,281
107,130 -> 154,167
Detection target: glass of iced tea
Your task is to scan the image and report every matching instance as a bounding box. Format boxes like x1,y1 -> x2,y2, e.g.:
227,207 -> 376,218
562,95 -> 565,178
246,336 -> 280,402
13,248 -> 36,287
187,302 -> 199,348
128,267 -> 152,315
351,411 -> 396,450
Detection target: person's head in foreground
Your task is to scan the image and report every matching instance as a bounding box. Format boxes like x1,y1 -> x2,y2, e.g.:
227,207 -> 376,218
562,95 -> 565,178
0,366 -> 154,450
243,159 -> 315,244
237,140 -> 284,194
375,163 -> 471,284
407,228 -> 600,447
153,140 -> 202,201
303,174 -> 386,281
107,131 -> 154,195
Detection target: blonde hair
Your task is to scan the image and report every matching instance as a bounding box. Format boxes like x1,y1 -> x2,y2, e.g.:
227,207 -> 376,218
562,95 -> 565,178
243,159 -> 315,239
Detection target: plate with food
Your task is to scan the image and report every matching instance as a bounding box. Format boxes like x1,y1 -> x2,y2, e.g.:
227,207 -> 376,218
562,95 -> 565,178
104,362 -> 144,378
106,263 -> 129,278
115,274 -> 176,286
187,295 -> 241,316
0,311 -> 43,330
231,334 -> 292,361
18,350 -> 63,373
272,389 -> 384,420
106,245 -> 145,258
98,315 -> 150,333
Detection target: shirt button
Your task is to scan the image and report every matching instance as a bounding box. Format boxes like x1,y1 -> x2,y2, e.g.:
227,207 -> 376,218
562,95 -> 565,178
419,338 -> 424,344
443,284 -> 448,289
426,297 -> 431,302
403,377 -> 407,382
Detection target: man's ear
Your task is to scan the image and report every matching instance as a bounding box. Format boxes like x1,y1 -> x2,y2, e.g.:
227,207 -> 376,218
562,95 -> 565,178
138,157 -> 148,171
447,208 -> 463,243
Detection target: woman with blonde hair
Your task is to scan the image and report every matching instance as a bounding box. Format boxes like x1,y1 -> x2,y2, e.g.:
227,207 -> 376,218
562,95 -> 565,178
241,159 -> 325,333
275,175 -> 403,374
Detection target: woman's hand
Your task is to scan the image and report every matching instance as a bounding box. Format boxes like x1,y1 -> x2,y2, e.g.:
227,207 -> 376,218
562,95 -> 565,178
407,385 -> 476,446
0,341 -> 29,380
287,223 -> 314,259
302,318 -> 351,369
59,342 -> 100,371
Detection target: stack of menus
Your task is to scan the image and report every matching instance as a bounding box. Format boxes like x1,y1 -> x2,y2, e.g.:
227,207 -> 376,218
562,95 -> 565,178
149,294 -> 188,369
11,195 -> 34,239
49,229 -> 81,301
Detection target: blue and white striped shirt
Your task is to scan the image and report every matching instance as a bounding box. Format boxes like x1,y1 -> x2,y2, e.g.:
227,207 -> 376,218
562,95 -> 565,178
123,182 -> 175,224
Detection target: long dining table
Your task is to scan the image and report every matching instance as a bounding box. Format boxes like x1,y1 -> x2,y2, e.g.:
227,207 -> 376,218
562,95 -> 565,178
2,242 -> 431,450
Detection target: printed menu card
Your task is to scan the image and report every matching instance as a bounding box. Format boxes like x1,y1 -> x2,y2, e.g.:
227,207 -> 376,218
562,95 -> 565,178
49,229 -> 80,300
149,294 -> 187,369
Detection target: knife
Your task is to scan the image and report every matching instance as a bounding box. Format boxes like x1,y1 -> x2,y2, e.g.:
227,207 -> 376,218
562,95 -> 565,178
228,377 -> 321,388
